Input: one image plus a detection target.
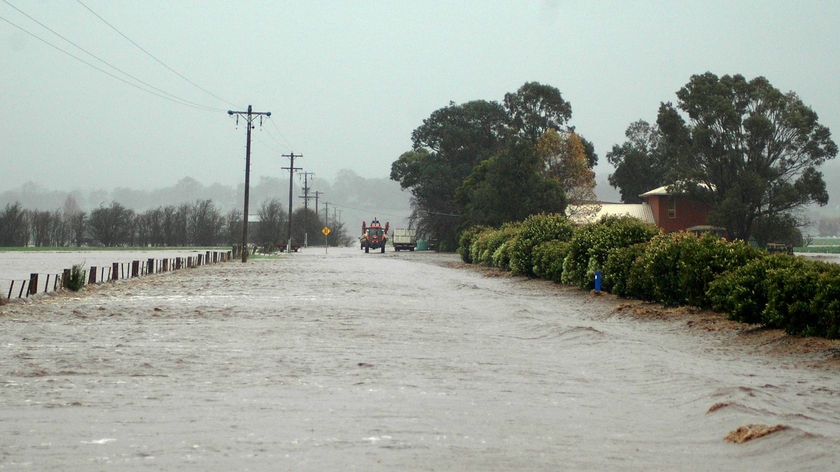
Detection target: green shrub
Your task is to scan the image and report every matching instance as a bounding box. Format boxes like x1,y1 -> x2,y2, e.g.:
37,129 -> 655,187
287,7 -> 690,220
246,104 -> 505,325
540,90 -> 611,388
811,267 -> 840,339
625,249 -> 656,301
764,259 -> 840,337
532,240 -> 570,283
679,233 -> 762,307
63,264 -> 86,292
562,225 -> 594,288
632,232 -> 761,307
492,237 -> 518,270
562,216 -> 660,289
509,213 -> 574,276
707,254 -> 806,325
458,225 -> 489,263
603,243 -> 648,296
469,229 -> 495,266
470,223 -> 520,267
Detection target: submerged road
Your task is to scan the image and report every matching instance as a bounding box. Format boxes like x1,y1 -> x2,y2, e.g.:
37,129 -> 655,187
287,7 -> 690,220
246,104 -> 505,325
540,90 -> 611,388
1,248 -> 838,470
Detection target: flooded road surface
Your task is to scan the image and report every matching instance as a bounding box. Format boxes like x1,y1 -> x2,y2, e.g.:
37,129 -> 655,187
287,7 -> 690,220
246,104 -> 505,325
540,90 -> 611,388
1,248 -> 838,470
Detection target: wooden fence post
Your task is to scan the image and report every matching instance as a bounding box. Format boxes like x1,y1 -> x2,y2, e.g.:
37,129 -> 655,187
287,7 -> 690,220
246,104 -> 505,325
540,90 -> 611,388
112,262 -> 119,281
147,258 -> 155,275
28,274 -> 38,296
89,266 -> 97,285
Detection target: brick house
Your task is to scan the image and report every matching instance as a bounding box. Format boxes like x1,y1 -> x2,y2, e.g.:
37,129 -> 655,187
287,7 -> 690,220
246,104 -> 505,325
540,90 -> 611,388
639,184 -> 711,233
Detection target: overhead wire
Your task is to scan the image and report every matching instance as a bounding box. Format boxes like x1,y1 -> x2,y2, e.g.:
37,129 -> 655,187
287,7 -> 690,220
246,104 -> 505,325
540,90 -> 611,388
75,0 -> 237,110
69,0 -> 306,164
2,0 -> 316,190
267,119 -> 297,151
1,0 -> 226,113
0,13 -> 206,111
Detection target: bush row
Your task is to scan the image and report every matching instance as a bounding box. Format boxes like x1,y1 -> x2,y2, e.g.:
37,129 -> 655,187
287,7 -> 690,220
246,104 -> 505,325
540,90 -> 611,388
458,214 -> 840,339
708,255 -> 840,338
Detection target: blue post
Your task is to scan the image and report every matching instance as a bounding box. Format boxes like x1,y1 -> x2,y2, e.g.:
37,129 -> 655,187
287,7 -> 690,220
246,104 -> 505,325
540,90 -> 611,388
594,270 -> 602,293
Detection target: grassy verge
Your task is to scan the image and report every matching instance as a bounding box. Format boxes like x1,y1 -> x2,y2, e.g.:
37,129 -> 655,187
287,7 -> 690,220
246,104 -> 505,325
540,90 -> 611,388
795,246 -> 840,254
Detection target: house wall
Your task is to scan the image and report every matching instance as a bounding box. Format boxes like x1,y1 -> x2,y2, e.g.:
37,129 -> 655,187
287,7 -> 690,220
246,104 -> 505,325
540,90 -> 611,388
647,195 -> 710,233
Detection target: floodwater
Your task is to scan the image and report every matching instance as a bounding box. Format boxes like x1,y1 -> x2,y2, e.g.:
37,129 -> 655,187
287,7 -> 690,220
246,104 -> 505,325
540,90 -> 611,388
1,248 -> 838,471
0,249 -> 221,298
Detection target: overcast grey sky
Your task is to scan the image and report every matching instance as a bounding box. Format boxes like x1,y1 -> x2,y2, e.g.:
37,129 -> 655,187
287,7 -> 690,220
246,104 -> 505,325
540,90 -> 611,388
2,1 -> 839,195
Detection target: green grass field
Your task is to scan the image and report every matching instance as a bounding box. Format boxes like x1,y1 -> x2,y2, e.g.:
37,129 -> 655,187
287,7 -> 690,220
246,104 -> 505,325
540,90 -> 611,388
796,238 -> 840,253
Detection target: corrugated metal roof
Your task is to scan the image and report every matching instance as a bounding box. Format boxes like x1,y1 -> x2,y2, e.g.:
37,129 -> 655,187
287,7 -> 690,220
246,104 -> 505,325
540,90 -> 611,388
639,182 -> 714,197
639,185 -> 671,197
566,203 -> 655,225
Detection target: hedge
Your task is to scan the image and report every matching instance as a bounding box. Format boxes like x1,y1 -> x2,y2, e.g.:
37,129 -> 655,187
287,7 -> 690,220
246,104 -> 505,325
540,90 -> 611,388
626,232 -> 761,307
458,225 -> 489,263
532,240 -> 571,283
764,259 -> 840,338
509,213 -> 574,276
470,223 -> 520,268
707,254 -> 808,325
457,216 -> 840,338
561,216 -> 660,289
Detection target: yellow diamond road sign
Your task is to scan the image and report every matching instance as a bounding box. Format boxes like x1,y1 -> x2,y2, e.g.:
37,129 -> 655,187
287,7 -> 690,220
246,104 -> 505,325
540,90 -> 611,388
322,226 -> 331,236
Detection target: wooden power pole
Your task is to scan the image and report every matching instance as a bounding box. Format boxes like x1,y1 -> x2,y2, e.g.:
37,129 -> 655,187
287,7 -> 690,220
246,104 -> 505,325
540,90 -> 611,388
282,152 -> 302,252
228,105 -> 271,262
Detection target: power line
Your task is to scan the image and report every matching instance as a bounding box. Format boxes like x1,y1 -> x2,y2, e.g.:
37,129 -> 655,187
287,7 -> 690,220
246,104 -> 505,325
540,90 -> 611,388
0,0 -> 224,112
0,13 -> 192,109
75,0 -> 235,109
327,201 -> 415,220
258,118 -> 296,152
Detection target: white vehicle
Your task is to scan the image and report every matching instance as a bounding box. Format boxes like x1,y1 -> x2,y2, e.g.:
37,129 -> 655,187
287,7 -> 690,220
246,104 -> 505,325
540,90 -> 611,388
392,228 -> 416,251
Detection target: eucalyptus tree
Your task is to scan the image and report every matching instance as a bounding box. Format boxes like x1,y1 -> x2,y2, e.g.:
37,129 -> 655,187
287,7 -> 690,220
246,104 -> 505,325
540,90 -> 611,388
392,82 -> 594,249
456,139 -> 567,228
656,72 -> 837,241
391,99 -> 510,249
607,120 -> 667,203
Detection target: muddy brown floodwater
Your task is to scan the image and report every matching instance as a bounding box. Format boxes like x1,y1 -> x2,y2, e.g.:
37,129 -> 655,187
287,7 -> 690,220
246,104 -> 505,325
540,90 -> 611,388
1,248 -> 839,471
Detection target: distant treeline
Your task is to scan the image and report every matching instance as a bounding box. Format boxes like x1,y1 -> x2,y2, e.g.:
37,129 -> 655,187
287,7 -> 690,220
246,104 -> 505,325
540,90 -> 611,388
0,198 -> 349,248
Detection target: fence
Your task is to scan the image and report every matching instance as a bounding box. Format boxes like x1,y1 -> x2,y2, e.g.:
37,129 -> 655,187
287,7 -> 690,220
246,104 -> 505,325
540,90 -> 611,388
1,250 -> 233,302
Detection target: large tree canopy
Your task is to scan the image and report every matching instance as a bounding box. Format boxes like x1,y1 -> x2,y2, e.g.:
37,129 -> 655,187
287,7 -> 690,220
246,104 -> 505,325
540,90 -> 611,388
504,81 -> 572,143
391,83 -> 588,249
457,140 -> 567,228
607,120 -> 667,203
611,73 -> 837,242
391,100 -> 510,248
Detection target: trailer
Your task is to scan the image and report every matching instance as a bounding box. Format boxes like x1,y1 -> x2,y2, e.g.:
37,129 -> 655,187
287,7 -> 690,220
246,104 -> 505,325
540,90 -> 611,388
392,228 -> 416,251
